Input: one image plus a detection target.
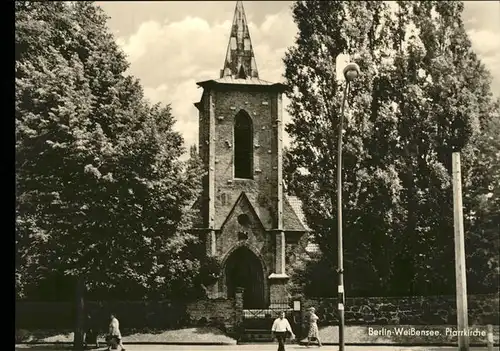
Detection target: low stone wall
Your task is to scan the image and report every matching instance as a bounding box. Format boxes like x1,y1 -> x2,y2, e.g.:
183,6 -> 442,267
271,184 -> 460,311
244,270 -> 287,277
301,293 -> 499,327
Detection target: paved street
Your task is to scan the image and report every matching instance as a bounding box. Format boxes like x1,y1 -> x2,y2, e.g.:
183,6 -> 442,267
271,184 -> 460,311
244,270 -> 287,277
15,344 -> 500,351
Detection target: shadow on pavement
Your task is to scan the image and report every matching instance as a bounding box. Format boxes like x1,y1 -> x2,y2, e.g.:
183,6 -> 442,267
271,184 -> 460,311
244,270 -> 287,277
16,345 -> 103,351
16,346 -> 71,351
16,330 -> 73,344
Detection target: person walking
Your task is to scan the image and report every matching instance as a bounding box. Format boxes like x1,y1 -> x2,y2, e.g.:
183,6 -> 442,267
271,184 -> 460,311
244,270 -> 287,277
306,307 -> 322,347
84,312 -> 100,349
107,313 -> 125,351
271,311 -> 295,351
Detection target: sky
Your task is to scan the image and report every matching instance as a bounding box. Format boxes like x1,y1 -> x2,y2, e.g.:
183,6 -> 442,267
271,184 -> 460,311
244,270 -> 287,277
97,1 -> 500,156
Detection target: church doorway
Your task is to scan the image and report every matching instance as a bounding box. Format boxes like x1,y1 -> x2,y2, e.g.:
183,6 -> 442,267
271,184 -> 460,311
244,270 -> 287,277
225,246 -> 266,308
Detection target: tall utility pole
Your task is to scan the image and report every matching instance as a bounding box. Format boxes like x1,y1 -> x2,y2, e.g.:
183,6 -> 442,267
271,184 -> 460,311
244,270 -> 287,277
336,62 -> 360,351
452,152 -> 470,351
337,81 -> 348,351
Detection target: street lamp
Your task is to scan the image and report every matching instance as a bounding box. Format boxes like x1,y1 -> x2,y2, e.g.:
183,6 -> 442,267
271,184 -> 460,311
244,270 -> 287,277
337,62 -> 360,351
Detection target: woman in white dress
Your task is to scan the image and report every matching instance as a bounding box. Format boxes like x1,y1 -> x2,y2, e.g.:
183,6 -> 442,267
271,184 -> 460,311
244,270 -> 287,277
107,313 -> 126,351
306,307 -> 322,347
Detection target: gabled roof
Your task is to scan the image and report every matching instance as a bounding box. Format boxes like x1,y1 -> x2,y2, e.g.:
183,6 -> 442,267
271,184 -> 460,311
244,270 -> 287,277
284,195 -> 311,232
215,192 -> 273,230
219,192 -> 265,231
189,193 -> 312,233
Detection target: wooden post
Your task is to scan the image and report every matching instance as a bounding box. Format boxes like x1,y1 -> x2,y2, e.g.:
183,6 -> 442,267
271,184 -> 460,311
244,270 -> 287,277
487,324 -> 494,351
452,152 -> 469,351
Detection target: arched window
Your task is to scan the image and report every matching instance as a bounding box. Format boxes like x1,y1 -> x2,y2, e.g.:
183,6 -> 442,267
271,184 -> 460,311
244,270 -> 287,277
234,110 -> 253,179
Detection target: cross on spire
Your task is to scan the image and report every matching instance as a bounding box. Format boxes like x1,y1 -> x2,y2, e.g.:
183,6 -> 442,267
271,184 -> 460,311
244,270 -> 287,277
220,1 -> 259,79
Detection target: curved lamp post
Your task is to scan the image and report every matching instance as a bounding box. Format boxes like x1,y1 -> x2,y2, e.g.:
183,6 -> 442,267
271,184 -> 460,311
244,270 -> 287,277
337,62 -> 360,351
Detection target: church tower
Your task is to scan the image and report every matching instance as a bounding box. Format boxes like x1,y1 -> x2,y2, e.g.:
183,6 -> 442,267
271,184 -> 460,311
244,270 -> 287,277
193,1 -> 308,308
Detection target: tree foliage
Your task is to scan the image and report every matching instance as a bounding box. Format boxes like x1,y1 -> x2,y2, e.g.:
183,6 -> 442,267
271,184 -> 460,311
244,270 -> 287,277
15,1 -> 203,300
283,0 -> 499,296
462,100 -> 500,292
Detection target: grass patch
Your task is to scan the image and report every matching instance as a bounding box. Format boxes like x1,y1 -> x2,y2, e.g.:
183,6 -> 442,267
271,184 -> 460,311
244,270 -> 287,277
122,327 -> 236,344
16,327 -> 237,345
16,330 -> 74,344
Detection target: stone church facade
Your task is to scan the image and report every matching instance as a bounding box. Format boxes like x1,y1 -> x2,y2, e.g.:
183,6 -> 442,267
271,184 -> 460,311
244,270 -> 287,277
192,1 -> 310,309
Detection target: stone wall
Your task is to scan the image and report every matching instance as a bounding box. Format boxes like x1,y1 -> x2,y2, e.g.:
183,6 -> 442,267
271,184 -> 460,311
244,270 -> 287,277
301,293 -> 499,328
186,298 -> 237,332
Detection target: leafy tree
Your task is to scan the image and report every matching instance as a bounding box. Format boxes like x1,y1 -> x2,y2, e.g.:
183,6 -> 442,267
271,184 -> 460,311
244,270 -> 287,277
462,100 -> 500,292
16,2 -> 203,346
15,0 -> 203,300
283,0 -> 499,297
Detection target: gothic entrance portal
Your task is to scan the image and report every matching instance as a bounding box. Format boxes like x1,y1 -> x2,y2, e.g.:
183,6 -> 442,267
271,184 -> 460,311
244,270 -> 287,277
225,246 -> 266,308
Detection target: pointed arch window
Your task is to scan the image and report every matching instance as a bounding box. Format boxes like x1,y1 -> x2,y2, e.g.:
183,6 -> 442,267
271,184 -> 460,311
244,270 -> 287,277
234,110 -> 253,179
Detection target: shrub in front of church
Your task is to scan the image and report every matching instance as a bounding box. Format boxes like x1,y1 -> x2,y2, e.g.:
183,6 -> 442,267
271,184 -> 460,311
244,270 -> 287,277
199,256 -> 222,286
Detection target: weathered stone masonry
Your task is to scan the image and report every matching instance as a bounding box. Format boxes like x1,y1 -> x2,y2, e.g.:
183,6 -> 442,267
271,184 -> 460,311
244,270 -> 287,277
301,293 -> 499,327
191,0 -> 309,307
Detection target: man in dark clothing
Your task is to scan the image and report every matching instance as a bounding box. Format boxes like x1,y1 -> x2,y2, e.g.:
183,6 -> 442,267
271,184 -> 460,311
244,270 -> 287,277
84,312 -> 100,349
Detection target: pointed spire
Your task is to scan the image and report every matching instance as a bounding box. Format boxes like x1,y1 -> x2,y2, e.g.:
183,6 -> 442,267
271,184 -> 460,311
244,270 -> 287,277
220,1 -> 259,79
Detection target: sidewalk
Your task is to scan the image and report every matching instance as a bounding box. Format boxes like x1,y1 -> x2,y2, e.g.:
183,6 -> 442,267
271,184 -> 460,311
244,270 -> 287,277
14,344 -> 500,351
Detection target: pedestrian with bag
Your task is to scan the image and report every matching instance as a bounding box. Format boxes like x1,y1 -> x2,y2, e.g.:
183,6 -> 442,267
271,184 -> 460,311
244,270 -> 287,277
106,313 -> 125,351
